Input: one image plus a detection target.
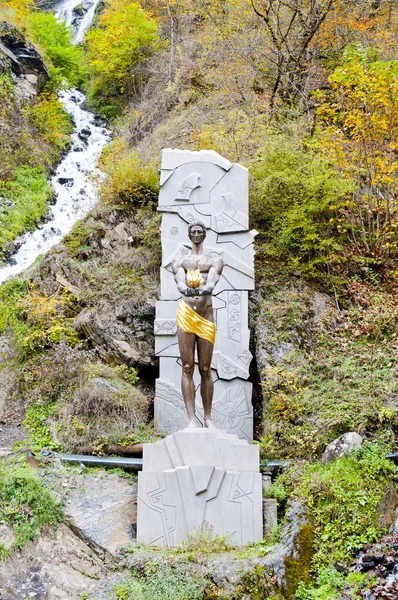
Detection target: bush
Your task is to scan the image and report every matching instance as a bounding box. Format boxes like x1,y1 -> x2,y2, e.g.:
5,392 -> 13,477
84,0 -> 162,115
250,133 -> 353,283
99,139 -> 159,208
28,11 -> 85,86
268,443 -> 394,573
0,458 -> 61,556
114,566 -> 206,600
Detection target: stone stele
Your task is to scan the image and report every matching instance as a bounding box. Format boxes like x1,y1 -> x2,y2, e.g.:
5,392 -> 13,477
137,428 -> 263,546
154,148 -> 257,440
137,149 -> 263,547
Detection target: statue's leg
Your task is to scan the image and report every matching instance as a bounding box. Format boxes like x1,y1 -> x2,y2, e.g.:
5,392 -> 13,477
177,327 -> 197,427
197,336 -> 215,429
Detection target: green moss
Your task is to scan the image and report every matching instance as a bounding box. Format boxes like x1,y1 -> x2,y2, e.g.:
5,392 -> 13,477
284,523 -> 315,599
238,564 -> 275,599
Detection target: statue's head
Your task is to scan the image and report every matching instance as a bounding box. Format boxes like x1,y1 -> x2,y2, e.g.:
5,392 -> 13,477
188,221 -> 207,243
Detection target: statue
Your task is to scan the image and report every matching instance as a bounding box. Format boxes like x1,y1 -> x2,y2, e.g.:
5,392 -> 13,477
172,221 -> 224,428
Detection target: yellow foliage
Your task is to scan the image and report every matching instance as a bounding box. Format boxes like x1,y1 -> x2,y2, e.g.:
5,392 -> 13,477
19,285 -> 80,353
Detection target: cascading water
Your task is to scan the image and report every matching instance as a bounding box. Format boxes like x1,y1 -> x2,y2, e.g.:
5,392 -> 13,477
0,0 -> 111,284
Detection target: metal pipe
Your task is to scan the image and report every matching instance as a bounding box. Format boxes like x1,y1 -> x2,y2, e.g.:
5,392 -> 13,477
60,454 -> 143,469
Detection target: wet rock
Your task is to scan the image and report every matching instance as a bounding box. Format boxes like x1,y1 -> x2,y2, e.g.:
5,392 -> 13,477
64,472 -> 137,556
334,561 -> 348,574
322,432 -> 363,463
57,177 -> 74,187
72,3 -> 87,16
0,21 -> 49,91
92,115 -> 108,127
78,127 -> 92,141
5,240 -> 16,255
363,553 -> 385,564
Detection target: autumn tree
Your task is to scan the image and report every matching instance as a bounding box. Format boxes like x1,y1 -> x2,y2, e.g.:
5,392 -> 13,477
315,45 -> 398,274
85,0 -> 162,116
250,0 -> 337,108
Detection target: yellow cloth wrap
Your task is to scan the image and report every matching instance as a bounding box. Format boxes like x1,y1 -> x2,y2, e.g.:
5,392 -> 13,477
176,300 -> 216,345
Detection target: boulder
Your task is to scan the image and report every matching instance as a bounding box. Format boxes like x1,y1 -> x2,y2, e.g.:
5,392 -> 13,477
0,22 -> 49,91
322,432 -> 363,463
64,472 -> 137,556
72,3 -> 87,17
74,300 -> 156,368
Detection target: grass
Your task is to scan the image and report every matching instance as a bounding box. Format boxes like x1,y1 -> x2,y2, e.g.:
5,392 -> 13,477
0,166 -> 53,259
257,276 -> 398,461
267,443 -> 394,575
0,456 -> 61,558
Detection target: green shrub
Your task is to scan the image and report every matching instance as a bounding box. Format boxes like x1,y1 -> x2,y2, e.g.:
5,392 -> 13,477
28,11 -> 85,86
99,139 -> 159,208
268,443 -> 394,573
114,566 -> 206,600
250,134 -> 353,284
0,165 -> 52,259
0,458 -> 61,555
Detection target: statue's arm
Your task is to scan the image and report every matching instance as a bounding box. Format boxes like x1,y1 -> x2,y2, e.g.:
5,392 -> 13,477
172,260 -> 188,294
200,256 -> 224,295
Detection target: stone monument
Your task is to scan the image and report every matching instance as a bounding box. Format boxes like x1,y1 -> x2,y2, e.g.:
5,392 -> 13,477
137,149 -> 263,547
153,149 -> 256,441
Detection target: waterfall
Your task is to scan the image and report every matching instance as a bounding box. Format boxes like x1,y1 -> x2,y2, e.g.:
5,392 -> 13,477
0,0 -> 111,284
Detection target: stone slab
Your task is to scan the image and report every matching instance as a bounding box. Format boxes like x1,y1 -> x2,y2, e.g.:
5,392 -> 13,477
65,472 -> 136,555
137,429 -> 262,547
263,498 -> 278,538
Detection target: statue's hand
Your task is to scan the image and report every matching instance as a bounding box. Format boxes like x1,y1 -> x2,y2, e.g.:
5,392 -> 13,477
183,287 -> 197,297
197,287 -> 212,296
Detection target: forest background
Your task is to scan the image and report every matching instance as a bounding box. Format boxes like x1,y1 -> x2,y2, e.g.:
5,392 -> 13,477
0,0 -> 398,598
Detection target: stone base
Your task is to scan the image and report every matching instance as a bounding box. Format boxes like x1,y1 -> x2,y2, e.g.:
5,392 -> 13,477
137,428 -> 263,547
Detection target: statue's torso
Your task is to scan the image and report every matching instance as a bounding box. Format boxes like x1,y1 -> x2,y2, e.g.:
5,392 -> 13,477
180,253 -> 215,319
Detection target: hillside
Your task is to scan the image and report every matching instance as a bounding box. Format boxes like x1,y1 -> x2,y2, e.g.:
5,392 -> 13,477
0,0 -> 398,598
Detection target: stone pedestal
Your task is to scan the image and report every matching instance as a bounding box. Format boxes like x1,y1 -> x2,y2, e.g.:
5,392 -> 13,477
137,428 -> 263,547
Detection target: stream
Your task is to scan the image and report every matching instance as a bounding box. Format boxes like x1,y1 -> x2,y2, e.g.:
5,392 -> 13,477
0,0 -> 111,284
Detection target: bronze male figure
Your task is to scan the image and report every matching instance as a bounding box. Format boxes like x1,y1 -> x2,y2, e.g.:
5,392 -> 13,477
172,222 -> 224,428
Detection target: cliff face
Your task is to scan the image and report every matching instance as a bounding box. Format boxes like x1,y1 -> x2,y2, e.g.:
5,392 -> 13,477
0,21 -> 49,97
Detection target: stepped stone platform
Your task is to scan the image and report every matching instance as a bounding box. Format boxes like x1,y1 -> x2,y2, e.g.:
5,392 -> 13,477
137,428 -> 263,547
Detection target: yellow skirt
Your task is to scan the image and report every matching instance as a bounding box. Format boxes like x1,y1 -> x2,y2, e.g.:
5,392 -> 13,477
176,300 -> 216,345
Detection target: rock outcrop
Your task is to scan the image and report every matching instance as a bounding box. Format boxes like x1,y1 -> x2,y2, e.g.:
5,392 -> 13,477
65,472 -> 137,557
74,299 -> 156,368
0,21 -> 49,97
263,500 -> 314,598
